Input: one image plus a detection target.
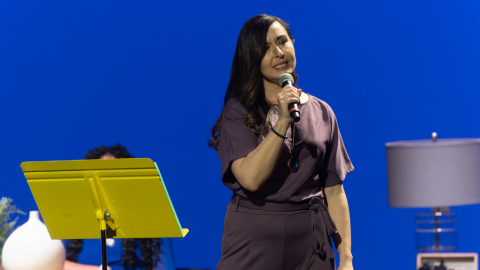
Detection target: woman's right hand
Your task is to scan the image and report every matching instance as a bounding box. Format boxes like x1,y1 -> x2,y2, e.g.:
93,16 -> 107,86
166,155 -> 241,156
276,85 -> 302,123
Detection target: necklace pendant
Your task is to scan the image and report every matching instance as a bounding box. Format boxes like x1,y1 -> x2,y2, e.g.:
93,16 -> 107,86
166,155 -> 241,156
287,157 -> 300,172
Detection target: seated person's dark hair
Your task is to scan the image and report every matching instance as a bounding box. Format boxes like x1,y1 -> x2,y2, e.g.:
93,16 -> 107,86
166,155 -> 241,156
85,145 -> 134,159
67,145 -> 161,269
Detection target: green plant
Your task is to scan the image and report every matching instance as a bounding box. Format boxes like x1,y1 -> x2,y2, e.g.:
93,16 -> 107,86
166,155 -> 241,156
0,197 -> 25,262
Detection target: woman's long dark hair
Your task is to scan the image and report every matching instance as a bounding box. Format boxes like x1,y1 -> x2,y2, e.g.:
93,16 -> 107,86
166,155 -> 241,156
66,145 -> 161,270
208,14 -> 298,150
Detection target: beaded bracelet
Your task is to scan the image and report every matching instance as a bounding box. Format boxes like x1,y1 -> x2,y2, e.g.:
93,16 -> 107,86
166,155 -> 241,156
270,125 -> 288,140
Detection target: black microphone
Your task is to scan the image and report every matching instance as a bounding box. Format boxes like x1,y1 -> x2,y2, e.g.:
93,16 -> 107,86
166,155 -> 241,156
279,73 -> 300,122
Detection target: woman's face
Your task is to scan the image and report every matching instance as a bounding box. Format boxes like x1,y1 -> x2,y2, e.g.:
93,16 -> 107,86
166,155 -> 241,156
260,21 -> 296,85
100,153 -> 116,159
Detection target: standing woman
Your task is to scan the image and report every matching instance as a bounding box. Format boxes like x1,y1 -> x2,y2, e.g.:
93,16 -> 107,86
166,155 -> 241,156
209,15 -> 354,270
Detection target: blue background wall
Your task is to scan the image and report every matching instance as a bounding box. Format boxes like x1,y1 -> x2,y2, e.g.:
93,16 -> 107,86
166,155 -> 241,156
1,0 -> 479,269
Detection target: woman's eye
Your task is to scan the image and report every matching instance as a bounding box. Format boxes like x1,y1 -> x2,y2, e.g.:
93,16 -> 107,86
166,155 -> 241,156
279,39 -> 288,45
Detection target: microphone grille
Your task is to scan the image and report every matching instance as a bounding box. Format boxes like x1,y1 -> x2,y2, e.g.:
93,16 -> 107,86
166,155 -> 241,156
279,73 -> 294,87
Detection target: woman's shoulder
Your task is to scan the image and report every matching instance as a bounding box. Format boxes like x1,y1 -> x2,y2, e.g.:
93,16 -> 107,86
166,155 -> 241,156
223,97 -> 248,119
306,94 -> 335,117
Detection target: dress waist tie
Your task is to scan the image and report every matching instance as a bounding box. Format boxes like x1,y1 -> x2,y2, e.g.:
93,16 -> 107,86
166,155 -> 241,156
308,197 -> 338,259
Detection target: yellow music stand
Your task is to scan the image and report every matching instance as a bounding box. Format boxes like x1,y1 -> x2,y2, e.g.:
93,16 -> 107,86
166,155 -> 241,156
21,158 -> 188,270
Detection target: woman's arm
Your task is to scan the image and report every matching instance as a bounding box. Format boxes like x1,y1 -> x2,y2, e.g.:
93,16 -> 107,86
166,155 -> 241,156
63,260 -> 111,270
231,117 -> 289,191
231,86 -> 301,192
324,184 -> 353,270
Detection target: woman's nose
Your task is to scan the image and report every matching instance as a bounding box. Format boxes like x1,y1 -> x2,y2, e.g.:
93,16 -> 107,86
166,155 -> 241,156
275,46 -> 284,58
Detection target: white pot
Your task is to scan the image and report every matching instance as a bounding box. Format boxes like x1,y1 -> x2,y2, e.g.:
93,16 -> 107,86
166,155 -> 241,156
2,211 -> 65,270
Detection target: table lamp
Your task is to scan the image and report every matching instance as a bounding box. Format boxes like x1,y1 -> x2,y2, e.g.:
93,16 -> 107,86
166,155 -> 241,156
386,133 -> 480,252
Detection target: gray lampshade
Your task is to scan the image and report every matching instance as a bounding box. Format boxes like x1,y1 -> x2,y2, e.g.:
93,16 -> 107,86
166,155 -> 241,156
386,139 -> 480,208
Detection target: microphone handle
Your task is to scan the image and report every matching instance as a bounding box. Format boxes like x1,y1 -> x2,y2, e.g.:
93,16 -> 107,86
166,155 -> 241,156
282,80 -> 301,122
288,103 -> 300,122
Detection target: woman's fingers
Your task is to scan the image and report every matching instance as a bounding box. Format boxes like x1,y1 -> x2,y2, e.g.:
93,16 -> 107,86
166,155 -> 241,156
278,91 -> 300,104
282,85 -> 298,94
279,91 -> 300,100
287,97 -> 300,103
276,85 -> 301,121
277,87 -> 300,100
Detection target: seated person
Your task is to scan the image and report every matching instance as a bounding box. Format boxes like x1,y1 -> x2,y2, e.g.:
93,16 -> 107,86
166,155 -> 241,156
63,145 -> 175,270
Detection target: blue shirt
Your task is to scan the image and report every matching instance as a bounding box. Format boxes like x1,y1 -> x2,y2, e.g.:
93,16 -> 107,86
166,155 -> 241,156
62,238 -> 175,270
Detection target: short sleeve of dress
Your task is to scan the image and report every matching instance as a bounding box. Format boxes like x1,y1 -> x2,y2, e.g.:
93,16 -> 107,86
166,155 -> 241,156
218,98 -> 258,188
324,104 -> 354,187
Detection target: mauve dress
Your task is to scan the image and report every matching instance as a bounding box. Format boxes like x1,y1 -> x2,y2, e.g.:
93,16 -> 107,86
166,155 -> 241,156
217,95 -> 354,270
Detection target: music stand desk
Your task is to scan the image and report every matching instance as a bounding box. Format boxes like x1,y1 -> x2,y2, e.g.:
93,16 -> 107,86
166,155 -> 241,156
21,158 -> 188,269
